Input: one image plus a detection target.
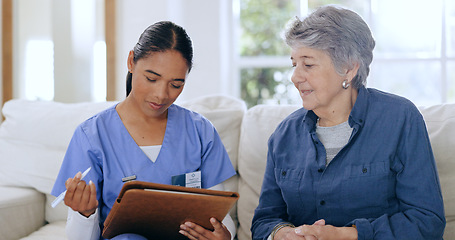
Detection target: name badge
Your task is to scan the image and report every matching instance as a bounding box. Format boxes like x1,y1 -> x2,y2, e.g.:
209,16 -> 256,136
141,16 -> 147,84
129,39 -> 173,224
122,175 -> 137,182
172,171 -> 201,188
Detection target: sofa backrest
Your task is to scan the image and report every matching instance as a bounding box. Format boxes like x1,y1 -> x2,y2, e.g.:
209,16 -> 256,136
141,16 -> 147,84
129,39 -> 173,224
419,104 -> 455,239
236,104 -> 299,240
0,99 -> 118,222
1,97 -> 454,239
179,95 -> 247,225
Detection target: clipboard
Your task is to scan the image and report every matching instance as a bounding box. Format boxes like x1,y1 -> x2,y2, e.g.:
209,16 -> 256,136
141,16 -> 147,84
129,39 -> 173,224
102,181 -> 239,240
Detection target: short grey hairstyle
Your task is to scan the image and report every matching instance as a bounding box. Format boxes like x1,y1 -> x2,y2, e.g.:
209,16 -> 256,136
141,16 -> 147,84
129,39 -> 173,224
285,5 -> 375,89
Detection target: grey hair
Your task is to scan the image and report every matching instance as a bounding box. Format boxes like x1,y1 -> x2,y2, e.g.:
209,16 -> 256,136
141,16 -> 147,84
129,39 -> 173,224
285,5 -> 375,89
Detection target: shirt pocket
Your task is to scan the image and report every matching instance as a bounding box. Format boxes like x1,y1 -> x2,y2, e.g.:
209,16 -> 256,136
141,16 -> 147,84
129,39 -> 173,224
340,161 -> 391,217
274,168 -> 305,212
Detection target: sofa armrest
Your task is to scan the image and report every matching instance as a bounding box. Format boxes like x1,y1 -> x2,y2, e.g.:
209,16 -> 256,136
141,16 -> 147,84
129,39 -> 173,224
0,186 -> 46,240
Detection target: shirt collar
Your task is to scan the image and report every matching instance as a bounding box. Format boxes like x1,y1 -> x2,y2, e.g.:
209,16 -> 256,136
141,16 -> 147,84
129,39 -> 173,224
303,86 -> 369,129
348,86 -> 368,128
305,110 -> 318,131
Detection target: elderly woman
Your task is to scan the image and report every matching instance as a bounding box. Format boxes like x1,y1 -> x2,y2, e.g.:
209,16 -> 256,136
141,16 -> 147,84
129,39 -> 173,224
251,5 -> 445,240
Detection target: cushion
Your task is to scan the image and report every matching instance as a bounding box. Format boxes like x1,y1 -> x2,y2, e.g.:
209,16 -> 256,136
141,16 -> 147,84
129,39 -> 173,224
45,194 -> 69,223
419,103 -> 455,239
236,104 -> 299,240
19,221 -> 67,240
0,99 -> 117,223
179,94 -> 247,171
0,139 -> 65,193
0,99 -> 117,148
0,100 -> 117,192
0,186 -> 46,240
179,94 -> 247,230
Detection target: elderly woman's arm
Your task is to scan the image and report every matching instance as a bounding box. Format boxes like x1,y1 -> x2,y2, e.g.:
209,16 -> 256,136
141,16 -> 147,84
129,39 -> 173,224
349,111 -> 445,239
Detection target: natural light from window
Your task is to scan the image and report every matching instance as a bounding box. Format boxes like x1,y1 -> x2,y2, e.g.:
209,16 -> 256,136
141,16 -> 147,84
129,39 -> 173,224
25,40 -> 54,101
93,41 -> 107,102
236,0 -> 455,108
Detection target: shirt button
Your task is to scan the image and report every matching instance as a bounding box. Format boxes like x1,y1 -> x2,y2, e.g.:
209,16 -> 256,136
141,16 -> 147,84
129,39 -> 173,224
320,200 -> 326,205
282,171 -> 287,176
362,168 -> 368,173
317,168 -> 323,173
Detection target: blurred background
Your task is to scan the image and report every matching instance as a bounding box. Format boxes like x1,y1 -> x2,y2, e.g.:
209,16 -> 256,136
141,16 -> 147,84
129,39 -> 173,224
1,0 -> 454,109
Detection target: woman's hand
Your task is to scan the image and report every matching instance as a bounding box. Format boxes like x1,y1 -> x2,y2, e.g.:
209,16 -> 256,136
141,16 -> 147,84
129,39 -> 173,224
294,219 -> 357,240
273,219 -> 325,240
179,217 -> 231,240
64,171 -> 98,217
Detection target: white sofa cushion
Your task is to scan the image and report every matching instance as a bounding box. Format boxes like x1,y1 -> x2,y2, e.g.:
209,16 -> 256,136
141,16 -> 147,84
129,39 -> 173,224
0,100 -> 117,223
0,100 -> 117,191
179,94 -> 247,173
19,221 -> 67,240
0,186 -> 46,240
0,99 -> 117,149
179,94 -> 247,228
419,103 -> 455,239
236,104 -> 299,240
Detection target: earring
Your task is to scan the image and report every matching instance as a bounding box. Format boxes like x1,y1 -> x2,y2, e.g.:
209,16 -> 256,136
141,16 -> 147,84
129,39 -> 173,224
342,80 -> 350,89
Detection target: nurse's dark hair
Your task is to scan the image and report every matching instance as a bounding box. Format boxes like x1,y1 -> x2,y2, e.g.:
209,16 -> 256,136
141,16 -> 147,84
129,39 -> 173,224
126,21 -> 193,96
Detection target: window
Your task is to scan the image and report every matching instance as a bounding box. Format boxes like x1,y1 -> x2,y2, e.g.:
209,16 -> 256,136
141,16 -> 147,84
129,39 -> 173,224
24,40 -> 54,101
235,0 -> 300,107
15,0 -> 105,102
236,0 -> 455,107
93,41 -> 107,102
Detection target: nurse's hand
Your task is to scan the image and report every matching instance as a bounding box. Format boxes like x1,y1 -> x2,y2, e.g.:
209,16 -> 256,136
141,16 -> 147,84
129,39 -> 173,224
64,171 -> 98,217
179,217 -> 230,240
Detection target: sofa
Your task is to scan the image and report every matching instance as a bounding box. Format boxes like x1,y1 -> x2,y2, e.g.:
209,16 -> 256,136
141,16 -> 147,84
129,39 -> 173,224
0,95 -> 454,240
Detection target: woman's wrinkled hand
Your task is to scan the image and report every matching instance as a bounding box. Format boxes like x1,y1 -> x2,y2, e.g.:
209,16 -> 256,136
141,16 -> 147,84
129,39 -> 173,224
294,219 -> 357,240
273,219 -> 325,240
179,217 -> 230,240
64,171 -> 98,217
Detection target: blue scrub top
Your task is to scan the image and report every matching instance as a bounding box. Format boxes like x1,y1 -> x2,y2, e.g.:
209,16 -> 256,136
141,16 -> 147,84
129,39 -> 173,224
51,104 -> 236,228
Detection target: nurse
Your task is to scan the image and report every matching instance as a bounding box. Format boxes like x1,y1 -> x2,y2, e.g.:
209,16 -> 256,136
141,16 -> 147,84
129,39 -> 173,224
51,21 -> 236,240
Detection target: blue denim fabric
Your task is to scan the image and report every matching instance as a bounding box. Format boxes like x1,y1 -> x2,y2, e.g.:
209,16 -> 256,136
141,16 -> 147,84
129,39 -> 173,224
251,87 -> 445,240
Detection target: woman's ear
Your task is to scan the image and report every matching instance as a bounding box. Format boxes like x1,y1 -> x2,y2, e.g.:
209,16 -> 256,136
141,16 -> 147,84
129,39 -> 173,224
127,50 -> 135,72
346,63 -> 360,81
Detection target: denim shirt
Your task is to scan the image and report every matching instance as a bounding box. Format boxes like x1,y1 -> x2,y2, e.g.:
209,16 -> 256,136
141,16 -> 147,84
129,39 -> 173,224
251,87 -> 445,240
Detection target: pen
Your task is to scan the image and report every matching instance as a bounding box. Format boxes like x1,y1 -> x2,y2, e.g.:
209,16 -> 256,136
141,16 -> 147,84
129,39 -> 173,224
51,167 -> 92,208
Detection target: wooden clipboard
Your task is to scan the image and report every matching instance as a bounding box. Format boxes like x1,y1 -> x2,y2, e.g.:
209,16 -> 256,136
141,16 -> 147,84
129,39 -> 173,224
102,181 -> 239,240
